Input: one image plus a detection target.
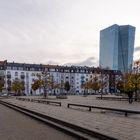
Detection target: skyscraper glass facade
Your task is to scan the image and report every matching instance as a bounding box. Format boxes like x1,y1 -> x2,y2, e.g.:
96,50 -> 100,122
99,24 -> 135,72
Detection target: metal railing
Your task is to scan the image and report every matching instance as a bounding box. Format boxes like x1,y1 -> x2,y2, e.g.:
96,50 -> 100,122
16,97 -> 61,106
67,103 -> 140,117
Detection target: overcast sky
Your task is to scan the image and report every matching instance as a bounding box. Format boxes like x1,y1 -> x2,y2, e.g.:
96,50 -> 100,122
0,0 -> 140,66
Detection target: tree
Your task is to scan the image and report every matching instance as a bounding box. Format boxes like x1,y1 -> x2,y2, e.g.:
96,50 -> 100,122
96,67 -> 105,98
64,81 -> 70,94
32,79 -> 43,91
117,73 -> 140,100
91,76 -> 100,94
116,80 -> 124,92
34,71 -> 54,98
0,76 -> 4,92
12,80 -> 24,96
118,73 -> 135,93
128,73 -> 140,100
81,81 -> 91,95
0,83 -> 4,92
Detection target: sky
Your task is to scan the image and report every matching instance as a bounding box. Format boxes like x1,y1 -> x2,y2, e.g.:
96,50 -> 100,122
0,0 -> 140,67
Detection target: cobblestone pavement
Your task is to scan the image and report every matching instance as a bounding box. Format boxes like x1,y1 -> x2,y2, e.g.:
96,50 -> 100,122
2,95 -> 140,140
0,104 -> 76,140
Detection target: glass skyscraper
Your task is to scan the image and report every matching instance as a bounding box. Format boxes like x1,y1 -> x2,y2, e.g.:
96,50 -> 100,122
99,24 -> 135,72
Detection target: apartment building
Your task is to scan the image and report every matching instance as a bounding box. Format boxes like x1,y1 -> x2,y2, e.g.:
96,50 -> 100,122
0,60 -> 121,95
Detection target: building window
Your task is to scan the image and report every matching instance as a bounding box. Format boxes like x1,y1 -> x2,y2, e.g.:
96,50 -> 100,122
7,71 -> 11,75
7,66 -> 11,70
50,69 -> 55,72
31,68 -> 35,71
15,72 -> 18,76
32,73 -> 35,76
21,72 -> 24,75
20,67 -> 23,70
65,70 -> 69,72
13,67 -> 17,70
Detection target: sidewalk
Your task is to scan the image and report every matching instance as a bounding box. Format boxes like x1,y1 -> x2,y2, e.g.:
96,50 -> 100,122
3,95 -> 140,140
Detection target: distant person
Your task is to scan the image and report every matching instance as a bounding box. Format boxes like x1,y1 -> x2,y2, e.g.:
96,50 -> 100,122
128,91 -> 133,104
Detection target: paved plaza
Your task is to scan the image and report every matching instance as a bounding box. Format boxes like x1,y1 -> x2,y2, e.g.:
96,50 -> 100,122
2,95 -> 140,140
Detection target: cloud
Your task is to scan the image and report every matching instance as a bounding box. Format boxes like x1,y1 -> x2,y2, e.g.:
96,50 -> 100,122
44,60 -> 59,65
0,0 -> 140,66
0,0 -> 99,65
64,57 -> 98,67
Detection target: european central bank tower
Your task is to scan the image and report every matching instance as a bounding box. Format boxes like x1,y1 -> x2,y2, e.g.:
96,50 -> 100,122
99,24 -> 135,72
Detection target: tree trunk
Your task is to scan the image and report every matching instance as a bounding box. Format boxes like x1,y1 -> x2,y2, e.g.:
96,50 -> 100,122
44,87 -> 47,98
135,90 -> 138,101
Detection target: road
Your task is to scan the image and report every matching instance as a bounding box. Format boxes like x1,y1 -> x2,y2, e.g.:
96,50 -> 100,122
0,104 -> 76,140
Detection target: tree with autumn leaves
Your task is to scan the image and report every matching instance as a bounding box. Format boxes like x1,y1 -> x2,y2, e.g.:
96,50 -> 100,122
11,80 -> 25,96
82,76 -> 100,95
0,81 -> 4,92
91,76 -> 100,94
31,73 -> 54,98
0,76 -> 4,92
81,81 -> 91,95
116,72 -> 140,100
31,79 -> 43,91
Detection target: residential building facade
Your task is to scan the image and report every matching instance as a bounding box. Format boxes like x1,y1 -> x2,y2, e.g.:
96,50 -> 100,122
0,60 -> 121,95
133,60 -> 140,74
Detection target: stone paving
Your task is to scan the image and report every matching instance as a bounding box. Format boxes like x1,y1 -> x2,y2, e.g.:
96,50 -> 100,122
0,104 -> 75,140
2,95 -> 140,140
